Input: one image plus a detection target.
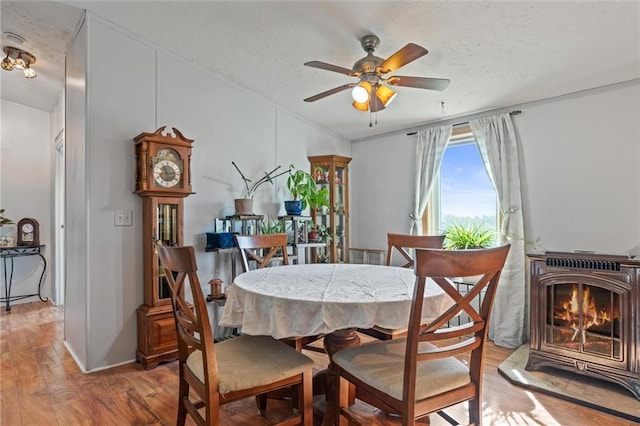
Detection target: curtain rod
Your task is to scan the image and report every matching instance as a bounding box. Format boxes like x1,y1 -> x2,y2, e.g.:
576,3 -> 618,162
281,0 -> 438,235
406,110 -> 522,136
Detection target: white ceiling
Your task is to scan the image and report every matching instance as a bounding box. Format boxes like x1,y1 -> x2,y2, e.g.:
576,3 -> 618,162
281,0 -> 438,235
2,1 -> 639,141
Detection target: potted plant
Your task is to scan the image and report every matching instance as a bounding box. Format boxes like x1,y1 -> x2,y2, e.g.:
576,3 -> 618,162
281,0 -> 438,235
260,217 -> 286,234
443,222 -> 495,250
232,161 -> 290,215
307,222 -> 332,244
443,222 -> 495,284
285,165 -> 329,216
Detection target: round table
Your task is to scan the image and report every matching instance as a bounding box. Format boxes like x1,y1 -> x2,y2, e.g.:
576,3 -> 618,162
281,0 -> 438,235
219,263 -> 454,425
219,263 -> 453,339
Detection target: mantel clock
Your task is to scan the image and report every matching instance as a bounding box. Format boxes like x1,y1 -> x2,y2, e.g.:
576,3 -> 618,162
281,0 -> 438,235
134,126 -> 194,369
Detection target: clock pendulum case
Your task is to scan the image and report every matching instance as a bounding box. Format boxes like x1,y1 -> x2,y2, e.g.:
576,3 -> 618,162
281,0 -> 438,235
134,126 -> 194,369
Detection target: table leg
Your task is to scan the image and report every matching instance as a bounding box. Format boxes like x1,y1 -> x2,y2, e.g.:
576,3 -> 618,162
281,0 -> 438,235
36,252 -> 48,302
320,328 -> 360,426
3,257 -> 11,312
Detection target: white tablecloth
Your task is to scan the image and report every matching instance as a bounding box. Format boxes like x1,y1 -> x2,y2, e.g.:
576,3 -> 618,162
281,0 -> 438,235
219,263 -> 453,339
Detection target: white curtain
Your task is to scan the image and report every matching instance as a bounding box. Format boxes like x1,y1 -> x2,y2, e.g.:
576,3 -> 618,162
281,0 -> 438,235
410,125 -> 453,235
470,112 -> 526,348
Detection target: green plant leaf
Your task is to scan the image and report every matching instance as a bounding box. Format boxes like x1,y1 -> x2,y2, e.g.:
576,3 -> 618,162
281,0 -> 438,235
444,222 -> 495,249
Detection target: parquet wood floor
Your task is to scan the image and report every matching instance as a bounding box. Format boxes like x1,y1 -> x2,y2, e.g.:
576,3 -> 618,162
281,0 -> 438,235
1,301 -> 634,425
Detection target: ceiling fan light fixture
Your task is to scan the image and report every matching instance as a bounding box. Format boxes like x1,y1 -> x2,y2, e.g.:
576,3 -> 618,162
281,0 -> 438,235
376,85 -> 397,107
352,100 -> 369,111
351,84 -> 369,103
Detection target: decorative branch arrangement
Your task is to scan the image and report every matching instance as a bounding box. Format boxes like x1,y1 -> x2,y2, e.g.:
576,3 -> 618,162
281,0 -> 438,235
232,161 -> 291,199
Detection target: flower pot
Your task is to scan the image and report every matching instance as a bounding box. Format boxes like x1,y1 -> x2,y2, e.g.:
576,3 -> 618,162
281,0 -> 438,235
234,198 -> 254,215
284,200 -> 303,216
308,230 -> 319,241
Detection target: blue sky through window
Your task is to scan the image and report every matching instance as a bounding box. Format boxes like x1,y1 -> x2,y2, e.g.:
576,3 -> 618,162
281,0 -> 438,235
439,142 -> 497,230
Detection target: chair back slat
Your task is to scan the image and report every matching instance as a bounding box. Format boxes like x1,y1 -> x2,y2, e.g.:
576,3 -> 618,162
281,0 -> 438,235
235,234 -> 290,272
386,233 -> 445,268
157,245 -> 218,383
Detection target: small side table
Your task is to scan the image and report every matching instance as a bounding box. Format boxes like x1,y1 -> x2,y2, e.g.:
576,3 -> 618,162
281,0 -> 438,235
1,245 -> 48,312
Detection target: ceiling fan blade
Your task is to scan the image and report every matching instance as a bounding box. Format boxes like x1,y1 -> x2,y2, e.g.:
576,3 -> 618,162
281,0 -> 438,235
378,43 -> 428,73
304,61 -> 359,77
304,84 -> 354,102
387,76 -> 450,91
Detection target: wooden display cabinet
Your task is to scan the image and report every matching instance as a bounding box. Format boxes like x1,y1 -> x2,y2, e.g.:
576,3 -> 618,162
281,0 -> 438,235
308,155 -> 351,263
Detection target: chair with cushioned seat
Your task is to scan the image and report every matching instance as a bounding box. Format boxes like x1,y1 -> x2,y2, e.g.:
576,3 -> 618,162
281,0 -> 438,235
156,244 -> 314,426
358,233 -> 446,341
334,244 -> 511,426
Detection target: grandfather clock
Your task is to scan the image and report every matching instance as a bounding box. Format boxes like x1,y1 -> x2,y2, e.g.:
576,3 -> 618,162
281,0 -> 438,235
134,126 -> 194,369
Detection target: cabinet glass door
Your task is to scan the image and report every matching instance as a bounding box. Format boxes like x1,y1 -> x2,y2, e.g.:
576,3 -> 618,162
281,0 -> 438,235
334,165 -> 346,263
314,165 -> 331,263
309,155 -> 351,264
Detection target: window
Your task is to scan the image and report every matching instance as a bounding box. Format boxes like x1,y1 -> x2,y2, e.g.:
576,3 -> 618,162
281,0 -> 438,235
425,125 -> 499,237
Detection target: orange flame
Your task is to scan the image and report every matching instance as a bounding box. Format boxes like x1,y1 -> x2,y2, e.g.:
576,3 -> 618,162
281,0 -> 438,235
557,285 -> 611,334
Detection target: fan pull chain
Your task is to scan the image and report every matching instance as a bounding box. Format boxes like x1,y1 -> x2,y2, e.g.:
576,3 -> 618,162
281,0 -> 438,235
369,110 -> 373,127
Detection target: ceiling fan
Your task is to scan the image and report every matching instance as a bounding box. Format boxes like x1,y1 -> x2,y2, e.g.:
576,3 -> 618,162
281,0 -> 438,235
303,35 -> 450,114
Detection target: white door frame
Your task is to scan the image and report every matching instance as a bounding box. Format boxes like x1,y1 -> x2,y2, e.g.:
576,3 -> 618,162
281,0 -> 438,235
54,131 -> 65,306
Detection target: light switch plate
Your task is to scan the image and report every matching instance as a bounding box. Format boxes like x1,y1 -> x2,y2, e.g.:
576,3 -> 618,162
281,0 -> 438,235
114,210 -> 133,226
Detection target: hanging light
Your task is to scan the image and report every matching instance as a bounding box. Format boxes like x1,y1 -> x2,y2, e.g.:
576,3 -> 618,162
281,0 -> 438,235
376,85 -> 397,107
1,53 -> 13,71
1,45 -> 37,79
351,82 -> 370,103
23,62 -> 36,78
13,53 -> 25,70
351,81 -> 372,110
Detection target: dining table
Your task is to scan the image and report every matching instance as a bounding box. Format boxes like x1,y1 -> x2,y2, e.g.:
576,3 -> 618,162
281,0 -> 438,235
219,262 -> 454,425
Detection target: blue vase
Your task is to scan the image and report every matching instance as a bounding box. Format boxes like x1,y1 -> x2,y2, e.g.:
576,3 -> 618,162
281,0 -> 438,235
284,200 -> 303,216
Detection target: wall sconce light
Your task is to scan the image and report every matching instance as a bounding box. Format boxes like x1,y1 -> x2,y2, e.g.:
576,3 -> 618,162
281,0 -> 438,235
2,46 -> 37,78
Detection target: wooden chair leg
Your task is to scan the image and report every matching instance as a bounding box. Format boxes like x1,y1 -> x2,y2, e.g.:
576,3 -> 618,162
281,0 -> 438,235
177,374 -> 189,426
256,394 -> 267,415
468,397 -> 481,425
301,371 -> 313,426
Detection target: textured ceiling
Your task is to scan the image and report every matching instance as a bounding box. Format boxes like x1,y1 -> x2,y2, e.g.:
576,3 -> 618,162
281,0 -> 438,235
1,1 -> 83,112
2,1 -> 639,141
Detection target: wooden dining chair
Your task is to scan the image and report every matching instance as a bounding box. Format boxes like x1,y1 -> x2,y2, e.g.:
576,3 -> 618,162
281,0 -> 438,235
235,233 -> 290,271
386,233 -> 446,268
156,245 -> 314,426
334,244 -> 511,426
234,233 -> 323,352
358,233 -> 446,341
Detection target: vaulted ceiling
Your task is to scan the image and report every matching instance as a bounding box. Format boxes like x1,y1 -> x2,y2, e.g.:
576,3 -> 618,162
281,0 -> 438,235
2,1 -> 639,141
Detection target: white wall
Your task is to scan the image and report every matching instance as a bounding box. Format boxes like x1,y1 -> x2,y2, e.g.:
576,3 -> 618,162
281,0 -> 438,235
0,100 -> 52,303
65,20 -> 89,368
517,81 -> 640,253
64,15 -> 350,371
351,80 -> 640,256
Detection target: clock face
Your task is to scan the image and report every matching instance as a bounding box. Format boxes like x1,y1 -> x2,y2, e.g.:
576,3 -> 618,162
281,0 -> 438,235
153,159 -> 182,188
22,223 -> 34,233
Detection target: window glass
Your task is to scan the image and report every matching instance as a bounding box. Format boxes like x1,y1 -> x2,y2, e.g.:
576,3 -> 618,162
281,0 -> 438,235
428,135 -> 498,238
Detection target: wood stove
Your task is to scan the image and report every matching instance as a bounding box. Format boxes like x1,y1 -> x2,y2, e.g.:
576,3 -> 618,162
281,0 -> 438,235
526,251 -> 640,400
